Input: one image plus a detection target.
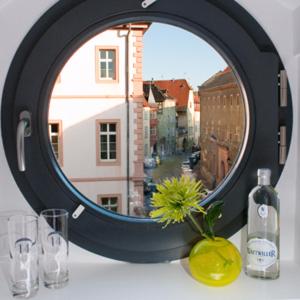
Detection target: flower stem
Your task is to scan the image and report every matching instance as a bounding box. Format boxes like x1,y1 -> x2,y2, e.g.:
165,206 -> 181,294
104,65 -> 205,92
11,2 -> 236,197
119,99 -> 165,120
188,214 -> 209,239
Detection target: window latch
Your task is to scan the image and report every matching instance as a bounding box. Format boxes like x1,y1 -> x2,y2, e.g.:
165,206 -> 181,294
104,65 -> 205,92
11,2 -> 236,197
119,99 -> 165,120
72,205 -> 85,219
16,111 -> 32,172
141,0 -> 158,8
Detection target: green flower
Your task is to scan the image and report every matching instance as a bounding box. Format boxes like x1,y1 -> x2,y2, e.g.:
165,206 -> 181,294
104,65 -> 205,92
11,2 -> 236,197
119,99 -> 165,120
150,176 -> 207,227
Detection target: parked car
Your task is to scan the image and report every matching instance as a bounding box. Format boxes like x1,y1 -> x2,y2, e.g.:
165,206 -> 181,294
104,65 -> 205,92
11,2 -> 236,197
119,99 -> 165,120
144,157 -> 156,169
188,151 -> 201,168
192,151 -> 200,161
144,176 -> 156,194
143,177 -> 157,215
151,153 -> 161,165
181,160 -> 192,171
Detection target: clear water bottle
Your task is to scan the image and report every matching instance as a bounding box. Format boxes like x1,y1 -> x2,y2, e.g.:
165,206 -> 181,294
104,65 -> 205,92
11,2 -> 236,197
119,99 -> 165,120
245,168 -> 280,279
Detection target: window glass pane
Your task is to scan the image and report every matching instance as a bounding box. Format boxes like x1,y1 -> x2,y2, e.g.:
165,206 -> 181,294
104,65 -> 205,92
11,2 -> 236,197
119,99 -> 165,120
100,134 -> 107,142
108,68 -> 114,79
51,136 -> 58,143
110,143 -> 116,151
100,50 -> 106,59
100,61 -> 106,69
109,135 -> 116,143
101,198 -> 109,205
101,144 -> 107,153
100,69 -> 106,78
100,124 -> 107,132
51,124 -> 58,132
109,151 -> 116,159
110,197 -> 117,204
48,21 -> 247,221
108,50 -> 115,60
109,124 -> 116,132
101,152 -> 108,160
101,143 -> 107,150
110,207 -> 118,212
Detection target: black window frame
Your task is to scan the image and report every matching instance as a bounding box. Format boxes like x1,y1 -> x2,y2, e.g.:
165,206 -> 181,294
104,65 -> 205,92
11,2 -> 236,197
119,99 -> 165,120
1,0 -> 292,263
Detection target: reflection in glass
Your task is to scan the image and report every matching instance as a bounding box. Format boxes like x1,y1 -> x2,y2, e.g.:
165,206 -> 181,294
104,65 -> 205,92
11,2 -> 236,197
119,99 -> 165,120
48,22 -> 246,218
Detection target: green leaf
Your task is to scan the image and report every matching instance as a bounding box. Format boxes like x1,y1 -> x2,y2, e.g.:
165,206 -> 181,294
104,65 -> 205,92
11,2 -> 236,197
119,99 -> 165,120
203,200 -> 224,239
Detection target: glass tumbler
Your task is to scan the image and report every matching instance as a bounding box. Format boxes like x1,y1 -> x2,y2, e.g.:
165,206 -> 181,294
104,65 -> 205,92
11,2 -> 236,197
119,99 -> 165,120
7,215 -> 39,298
39,209 -> 69,289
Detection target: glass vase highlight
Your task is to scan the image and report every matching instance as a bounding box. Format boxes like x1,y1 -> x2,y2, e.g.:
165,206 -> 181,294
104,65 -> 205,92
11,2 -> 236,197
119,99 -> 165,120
189,237 -> 242,287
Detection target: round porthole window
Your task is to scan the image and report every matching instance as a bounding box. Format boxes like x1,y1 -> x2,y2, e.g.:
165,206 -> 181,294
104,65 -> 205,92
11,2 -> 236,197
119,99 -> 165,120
1,0 -> 292,262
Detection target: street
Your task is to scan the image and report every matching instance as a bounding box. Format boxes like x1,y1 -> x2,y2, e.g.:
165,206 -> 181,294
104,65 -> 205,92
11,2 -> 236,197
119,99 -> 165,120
144,153 -> 193,183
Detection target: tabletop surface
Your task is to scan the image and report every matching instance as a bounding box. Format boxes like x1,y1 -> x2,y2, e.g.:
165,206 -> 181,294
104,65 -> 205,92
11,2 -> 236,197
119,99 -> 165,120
0,259 -> 300,300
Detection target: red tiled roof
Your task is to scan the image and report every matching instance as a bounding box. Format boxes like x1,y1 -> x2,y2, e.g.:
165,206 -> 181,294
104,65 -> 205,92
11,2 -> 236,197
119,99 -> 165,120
199,67 -> 235,90
149,79 -> 192,109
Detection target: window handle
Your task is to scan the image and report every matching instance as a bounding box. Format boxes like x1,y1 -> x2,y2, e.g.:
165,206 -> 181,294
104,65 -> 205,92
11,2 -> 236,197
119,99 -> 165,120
16,111 -> 32,172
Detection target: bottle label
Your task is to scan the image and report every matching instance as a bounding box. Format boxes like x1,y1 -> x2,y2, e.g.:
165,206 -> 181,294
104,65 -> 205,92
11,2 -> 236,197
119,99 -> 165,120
257,204 -> 268,218
247,238 -> 278,270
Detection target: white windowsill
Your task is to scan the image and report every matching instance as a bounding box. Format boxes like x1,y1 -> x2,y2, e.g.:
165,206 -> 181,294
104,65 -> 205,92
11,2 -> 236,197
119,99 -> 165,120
1,259 -> 299,300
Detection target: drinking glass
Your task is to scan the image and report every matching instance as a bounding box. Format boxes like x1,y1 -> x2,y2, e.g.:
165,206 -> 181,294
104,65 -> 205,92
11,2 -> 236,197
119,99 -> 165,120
39,209 -> 69,289
8,215 -> 39,298
0,210 -> 27,260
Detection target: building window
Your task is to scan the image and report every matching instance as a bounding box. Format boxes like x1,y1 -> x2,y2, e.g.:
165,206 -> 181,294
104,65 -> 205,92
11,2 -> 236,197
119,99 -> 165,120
150,111 -> 157,119
96,120 -> 120,165
95,46 -> 118,82
144,111 -> 149,120
48,121 -> 63,166
97,195 -> 121,213
150,127 -> 156,135
144,126 -> 149,139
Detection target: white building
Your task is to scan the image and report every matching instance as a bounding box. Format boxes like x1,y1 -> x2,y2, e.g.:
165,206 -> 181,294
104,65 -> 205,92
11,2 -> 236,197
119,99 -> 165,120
151,79 -> 197,152
49,23 -> 150,215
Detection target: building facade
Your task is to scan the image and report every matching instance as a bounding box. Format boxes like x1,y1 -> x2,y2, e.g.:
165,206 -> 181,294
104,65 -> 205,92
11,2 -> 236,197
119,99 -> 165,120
198,67 -> 245,189
193,92 -> 201,147
143,82 -> 176,157
152,79 -> 198,152
49,23 -> 150,216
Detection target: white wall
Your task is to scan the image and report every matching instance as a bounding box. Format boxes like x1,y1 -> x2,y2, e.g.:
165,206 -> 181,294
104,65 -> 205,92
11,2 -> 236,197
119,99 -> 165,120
233,0 -> 299,262
49,98 -> 129,178
0,0 -> 299,262
52,30 -> 131,96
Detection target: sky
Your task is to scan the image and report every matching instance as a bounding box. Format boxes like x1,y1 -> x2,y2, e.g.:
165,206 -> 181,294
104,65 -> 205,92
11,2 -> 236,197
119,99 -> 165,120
142,23 -> 227,90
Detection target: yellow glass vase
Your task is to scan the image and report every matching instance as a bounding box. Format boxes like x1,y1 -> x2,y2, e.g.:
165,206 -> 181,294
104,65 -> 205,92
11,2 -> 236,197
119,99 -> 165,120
189,237 -> 242,287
